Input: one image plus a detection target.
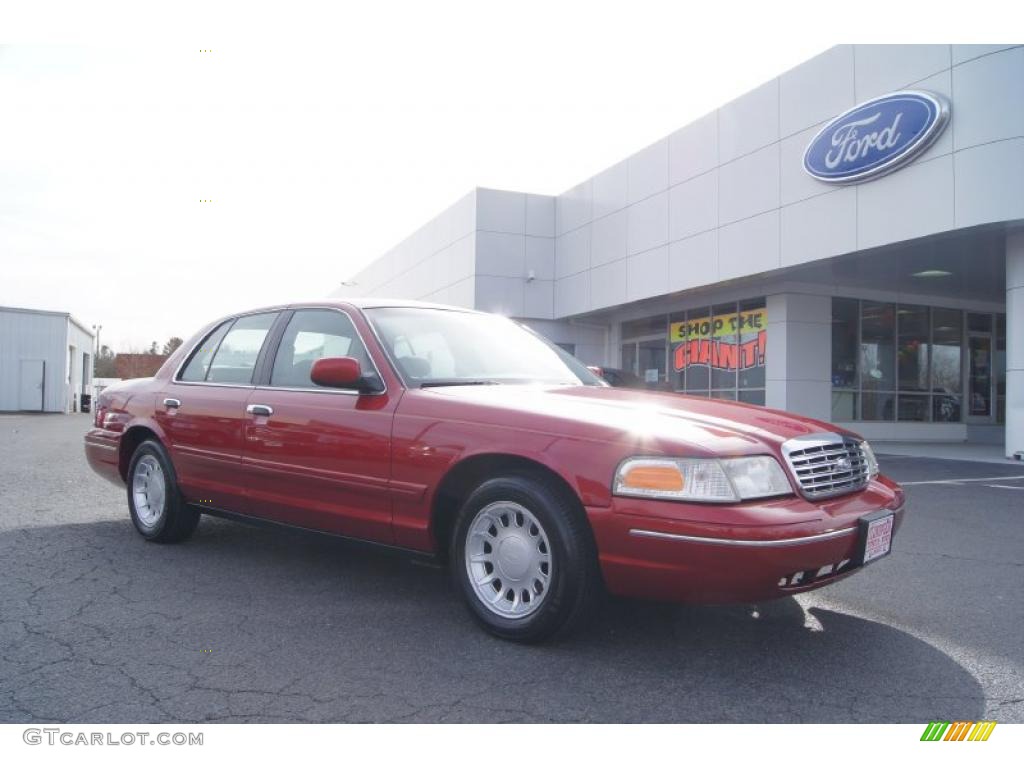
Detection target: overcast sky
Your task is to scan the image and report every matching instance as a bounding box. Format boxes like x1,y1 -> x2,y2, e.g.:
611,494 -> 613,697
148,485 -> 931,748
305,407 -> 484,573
0,2 -> 979,351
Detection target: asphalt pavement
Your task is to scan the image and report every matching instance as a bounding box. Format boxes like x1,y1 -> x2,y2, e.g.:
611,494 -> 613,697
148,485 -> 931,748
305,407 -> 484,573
0,413 -> 1021,723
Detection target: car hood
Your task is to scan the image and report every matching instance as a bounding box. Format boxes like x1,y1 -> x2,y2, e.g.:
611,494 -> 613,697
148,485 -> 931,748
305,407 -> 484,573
417,384 -> 856,456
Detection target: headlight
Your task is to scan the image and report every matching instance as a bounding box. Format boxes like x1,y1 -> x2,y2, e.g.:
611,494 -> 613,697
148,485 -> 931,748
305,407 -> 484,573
720,456 -> 794,499
860,440 -> 880,479
614,456 -> 792,503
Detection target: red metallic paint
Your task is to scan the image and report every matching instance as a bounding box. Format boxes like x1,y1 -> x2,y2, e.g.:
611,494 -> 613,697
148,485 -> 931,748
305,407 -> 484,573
240,386 -> 399,542
84,300 -> 905,605
310,356 -> 363,389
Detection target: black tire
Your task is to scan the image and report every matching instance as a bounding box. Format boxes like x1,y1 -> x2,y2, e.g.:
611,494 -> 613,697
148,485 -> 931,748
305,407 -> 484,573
126,439 -> 199,543
450,473 -> 601,643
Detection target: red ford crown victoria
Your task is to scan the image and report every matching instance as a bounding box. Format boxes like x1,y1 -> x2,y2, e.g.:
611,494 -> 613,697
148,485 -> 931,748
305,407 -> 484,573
85,300 -> 905,642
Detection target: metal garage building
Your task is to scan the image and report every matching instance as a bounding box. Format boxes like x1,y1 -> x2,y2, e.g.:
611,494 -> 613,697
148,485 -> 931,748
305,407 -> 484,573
0,306 -> 96,413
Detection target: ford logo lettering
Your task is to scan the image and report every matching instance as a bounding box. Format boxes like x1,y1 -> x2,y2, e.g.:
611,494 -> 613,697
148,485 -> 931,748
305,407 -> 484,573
803,90 -> 949,184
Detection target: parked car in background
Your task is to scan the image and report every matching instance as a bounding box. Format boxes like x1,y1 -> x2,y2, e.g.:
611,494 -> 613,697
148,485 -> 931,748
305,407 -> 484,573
85,300 -> 905,642
587,366 -> 645,389
589,366 -> 674,391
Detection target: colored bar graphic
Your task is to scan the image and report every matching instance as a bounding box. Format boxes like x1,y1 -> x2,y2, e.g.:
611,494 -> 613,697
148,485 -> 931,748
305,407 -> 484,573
920,720 -> 996,741
944,721 -> 971,741
921,721 -> 949,741
969,721 -> 997,741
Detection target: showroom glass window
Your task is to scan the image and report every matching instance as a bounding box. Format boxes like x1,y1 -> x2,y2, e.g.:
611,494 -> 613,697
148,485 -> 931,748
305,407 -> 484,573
860,301 -> 896,420
931,309 -> 962,422
830,299 -> 1005,423
620,315 -> 668,389
664,298 -> 766,405
896,305 -> 929,422
996,314 -> 1006,424
736,298 -> 767,399
831,298 -> 859,420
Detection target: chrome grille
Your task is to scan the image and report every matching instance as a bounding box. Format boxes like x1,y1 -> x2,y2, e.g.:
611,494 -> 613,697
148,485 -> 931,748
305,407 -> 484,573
781,433 -> 870,500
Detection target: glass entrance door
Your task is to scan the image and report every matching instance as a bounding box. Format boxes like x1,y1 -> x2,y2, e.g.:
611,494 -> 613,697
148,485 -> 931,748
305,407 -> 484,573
637,339 -> 667,388
619,337 -> 667,389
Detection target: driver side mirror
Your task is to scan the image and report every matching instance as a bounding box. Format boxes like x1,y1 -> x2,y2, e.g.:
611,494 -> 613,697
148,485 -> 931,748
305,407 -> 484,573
310,357 -> 381,393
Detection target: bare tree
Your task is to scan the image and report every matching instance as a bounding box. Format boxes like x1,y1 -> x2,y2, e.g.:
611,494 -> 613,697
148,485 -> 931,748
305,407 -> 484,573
95,345 -> 117,377
162,337 -> 184,355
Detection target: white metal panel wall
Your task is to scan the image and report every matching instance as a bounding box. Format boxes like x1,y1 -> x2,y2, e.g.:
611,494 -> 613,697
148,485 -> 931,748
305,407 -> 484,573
0,309 -> 68,412
67,320 -> 95,411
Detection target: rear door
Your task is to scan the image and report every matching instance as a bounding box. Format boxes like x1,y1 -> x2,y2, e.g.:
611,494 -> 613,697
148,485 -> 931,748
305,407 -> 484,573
156,312 -> 279,513
240,307 -> 399,543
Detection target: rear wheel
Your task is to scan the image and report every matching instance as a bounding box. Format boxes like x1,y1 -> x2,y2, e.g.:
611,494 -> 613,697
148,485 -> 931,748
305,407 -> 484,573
451,474 -> 600,642
127,439 -> 199,543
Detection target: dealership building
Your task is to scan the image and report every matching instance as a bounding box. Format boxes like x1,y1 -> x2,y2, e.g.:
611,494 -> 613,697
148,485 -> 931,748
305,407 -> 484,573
333,45 -> 1023,458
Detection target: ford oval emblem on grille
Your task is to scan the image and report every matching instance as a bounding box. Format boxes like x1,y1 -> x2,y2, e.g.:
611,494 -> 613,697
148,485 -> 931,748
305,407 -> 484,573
803,90 -> 950,184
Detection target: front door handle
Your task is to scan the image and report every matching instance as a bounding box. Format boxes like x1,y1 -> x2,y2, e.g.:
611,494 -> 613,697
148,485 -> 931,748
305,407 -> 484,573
247,404 -> 273,417
163,398 -> 181,409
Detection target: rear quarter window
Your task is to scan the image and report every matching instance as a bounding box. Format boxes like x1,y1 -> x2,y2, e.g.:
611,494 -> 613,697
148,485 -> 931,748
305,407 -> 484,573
205,313 -> 277,384
179,321 -> 232,382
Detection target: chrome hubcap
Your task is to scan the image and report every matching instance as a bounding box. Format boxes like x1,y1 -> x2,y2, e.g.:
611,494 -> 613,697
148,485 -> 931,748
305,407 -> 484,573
465,501 -> 552,618
132,455 -> 166,528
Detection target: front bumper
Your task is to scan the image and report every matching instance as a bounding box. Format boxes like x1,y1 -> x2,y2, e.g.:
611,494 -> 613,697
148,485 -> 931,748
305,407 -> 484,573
587,478 -> 905,603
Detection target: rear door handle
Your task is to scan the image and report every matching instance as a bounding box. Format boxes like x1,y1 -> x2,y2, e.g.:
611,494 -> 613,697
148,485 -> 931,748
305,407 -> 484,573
247,404 -> 273,417
163,398 -> 181,409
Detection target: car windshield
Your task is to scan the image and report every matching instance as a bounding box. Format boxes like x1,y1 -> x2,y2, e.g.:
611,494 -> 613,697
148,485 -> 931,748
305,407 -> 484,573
365,307 -> 603,387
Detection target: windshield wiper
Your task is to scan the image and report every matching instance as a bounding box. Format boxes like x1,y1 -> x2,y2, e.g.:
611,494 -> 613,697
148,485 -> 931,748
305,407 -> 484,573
419,379 -> 503,388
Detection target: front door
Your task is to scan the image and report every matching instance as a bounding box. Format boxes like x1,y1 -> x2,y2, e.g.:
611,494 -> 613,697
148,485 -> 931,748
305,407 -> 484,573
156,312 -> 278,513
241,308 -> 397,544
19,360 -> 45,411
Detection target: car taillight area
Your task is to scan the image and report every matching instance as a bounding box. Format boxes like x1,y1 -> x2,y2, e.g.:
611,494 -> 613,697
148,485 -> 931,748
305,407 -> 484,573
91,392 -> 126,431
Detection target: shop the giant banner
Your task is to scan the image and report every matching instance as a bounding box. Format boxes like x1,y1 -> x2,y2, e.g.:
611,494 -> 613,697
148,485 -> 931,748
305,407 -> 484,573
670,308 -> 767,372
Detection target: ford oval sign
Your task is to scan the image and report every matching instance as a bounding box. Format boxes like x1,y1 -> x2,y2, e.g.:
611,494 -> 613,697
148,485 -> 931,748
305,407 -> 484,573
803,91 -> 949,184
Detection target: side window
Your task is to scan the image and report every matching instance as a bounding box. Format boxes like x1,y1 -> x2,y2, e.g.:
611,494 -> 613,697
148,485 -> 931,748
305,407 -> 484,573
205,313 -> 277,384
179,321 -> 233,382
271,309 -> 371,389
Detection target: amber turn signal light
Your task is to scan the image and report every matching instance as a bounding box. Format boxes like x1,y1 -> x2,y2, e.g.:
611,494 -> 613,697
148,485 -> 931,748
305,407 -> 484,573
620,464 -> 685,492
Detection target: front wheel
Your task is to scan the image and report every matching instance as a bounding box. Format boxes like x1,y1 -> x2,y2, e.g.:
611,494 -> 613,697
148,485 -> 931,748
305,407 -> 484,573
127,439 -> 199,543
451,474 -> 601,642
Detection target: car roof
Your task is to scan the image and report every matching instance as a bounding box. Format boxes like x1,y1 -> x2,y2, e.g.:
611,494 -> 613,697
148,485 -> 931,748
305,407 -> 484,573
207,298 -> 484,324
288,298 -> 484,313
336,297 -> 478,311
